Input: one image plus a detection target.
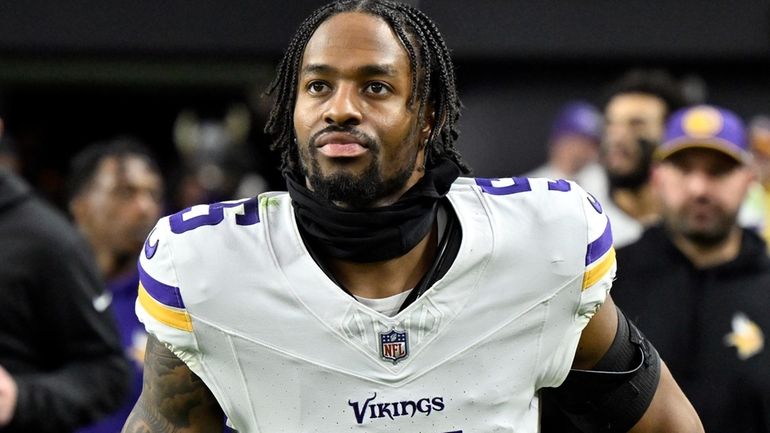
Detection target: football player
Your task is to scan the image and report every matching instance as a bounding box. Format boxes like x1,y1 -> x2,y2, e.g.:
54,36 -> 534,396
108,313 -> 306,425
123,1 -> 702,432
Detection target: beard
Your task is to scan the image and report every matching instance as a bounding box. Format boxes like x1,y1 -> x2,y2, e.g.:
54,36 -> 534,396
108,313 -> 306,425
606,138 -> 656,191
665,199 -> 737,248
301,126 -> 417,209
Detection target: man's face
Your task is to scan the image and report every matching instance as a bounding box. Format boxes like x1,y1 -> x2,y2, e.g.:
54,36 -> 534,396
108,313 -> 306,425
550,134 -> 599,175
602,93 -> 667,183
75,156 -> 163,259
293,12 -> 431,209
653,148 -> 753,246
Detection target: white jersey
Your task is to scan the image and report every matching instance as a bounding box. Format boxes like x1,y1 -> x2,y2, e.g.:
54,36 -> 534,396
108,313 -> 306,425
136,176 -> 615,433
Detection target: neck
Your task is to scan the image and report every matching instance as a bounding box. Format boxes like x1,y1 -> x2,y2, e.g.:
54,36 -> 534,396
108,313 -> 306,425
80,229 -> 112,277
80,229 -> 133,280
94,248 -> 115,278
611,183 -> 660,224
672,226 -> 743,268
327,223 -> 438,298
93,246 -> 134,280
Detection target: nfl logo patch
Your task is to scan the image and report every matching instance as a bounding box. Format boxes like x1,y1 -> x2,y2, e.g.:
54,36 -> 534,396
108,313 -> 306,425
380,329 -> 409,364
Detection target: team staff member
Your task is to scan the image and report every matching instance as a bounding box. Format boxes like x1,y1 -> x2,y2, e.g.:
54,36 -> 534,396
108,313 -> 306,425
0,166 -> 131,432
123,1 -> 702,431
613,105 -> 770,432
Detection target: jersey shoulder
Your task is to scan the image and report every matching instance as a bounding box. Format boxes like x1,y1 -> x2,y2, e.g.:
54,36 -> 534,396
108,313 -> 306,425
454,174 -> 615,302
135,193 -> 288,353
453,175 -> 611,248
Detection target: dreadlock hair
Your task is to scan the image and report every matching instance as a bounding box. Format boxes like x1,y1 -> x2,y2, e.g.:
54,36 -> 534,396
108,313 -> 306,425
602,69 -> 688,118
264,0 -> 470,178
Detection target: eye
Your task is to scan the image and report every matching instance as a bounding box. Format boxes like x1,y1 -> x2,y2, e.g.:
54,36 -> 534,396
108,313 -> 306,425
307,81 -> 330,95
365,81 -> 391,96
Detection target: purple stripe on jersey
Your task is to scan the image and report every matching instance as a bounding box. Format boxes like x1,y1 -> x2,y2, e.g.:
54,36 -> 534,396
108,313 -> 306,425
585,219 -> 613,266
137,262 -> 185,309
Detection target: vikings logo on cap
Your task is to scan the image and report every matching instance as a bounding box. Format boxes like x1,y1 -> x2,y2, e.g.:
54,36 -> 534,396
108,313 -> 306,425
682,106 -> 724,139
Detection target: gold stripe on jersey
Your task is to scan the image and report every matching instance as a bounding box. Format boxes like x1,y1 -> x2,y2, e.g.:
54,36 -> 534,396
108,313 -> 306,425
138,282 -> 193,331
582,247 -> 616,290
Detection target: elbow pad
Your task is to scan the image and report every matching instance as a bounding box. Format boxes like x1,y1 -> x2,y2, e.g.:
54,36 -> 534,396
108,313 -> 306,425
543,308 -> 661,432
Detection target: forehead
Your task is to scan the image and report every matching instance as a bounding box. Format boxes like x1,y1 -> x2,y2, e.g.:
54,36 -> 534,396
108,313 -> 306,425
94,155 -> 159,185
301,12 -> 409,73
606,93 -> 666,120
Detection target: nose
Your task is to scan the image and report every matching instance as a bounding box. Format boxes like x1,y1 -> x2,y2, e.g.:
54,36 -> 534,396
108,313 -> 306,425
323,83 -> 362,127
684,170 -> 711,196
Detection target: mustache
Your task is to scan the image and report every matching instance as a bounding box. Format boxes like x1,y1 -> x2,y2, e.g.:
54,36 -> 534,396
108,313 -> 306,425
308,125 -> 378,150
689,195 -> 716,206
681,196 -> 722,215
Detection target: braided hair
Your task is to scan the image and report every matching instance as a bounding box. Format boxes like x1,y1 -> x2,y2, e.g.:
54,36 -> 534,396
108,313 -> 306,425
264,0 -> 470,177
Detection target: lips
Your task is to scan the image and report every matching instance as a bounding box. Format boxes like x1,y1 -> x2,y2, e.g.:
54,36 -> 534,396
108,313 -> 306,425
315,132 -> 369,158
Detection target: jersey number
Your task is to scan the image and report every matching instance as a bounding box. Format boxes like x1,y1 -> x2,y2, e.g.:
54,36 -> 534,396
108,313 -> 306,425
475,177 -> 570,195
169,197 -> 259,234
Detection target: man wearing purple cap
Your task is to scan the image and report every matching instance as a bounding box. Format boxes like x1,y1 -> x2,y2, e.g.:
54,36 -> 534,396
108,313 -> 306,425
526,101 -> 607,196
611,104 -> 770,432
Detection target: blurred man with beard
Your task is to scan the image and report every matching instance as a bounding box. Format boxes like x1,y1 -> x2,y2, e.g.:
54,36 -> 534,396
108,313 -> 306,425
600,69 -> 687,246
68,138 -> 164,433
612,105 -> 770,432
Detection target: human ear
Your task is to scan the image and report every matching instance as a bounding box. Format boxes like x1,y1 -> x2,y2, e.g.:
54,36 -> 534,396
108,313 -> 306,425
420,107 -> 436,149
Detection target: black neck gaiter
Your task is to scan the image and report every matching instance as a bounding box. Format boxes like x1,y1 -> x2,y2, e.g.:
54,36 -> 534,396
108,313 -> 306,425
286,158 -> 461,263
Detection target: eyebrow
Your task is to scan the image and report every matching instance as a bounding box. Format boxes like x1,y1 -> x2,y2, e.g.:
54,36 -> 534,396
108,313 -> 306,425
300,63 -> 398,77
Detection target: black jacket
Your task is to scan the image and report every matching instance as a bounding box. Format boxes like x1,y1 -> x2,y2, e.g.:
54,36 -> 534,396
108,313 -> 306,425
0,169 -> 131,433
613,224 -> 770,433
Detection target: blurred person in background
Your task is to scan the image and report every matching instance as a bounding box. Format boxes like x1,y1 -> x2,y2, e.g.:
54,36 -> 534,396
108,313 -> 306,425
612,105 -> 770,432
172,104 -> 269,210
0,140 -> 131,430
525,100 -> 606,196
738,115 -> 770,246
599,69 -> 687,246
67,138 -> 164,433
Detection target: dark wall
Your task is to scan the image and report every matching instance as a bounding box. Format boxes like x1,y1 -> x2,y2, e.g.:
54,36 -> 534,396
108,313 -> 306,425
1,1 -> 767,59
426,0 -> 770,61
0,0 -> 768,196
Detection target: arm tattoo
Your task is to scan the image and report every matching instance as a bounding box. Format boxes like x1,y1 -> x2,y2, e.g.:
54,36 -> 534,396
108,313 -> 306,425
122,335 -> 224,433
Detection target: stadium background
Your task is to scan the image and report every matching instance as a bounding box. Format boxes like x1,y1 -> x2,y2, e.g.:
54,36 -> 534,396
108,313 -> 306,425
0,0 -> 768,207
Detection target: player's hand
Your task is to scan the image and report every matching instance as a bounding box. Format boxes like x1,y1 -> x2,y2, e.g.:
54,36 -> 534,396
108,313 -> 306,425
0,364 -> 18,426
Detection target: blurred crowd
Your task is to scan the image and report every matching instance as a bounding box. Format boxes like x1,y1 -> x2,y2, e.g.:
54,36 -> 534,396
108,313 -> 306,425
1,67 -> 769,432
